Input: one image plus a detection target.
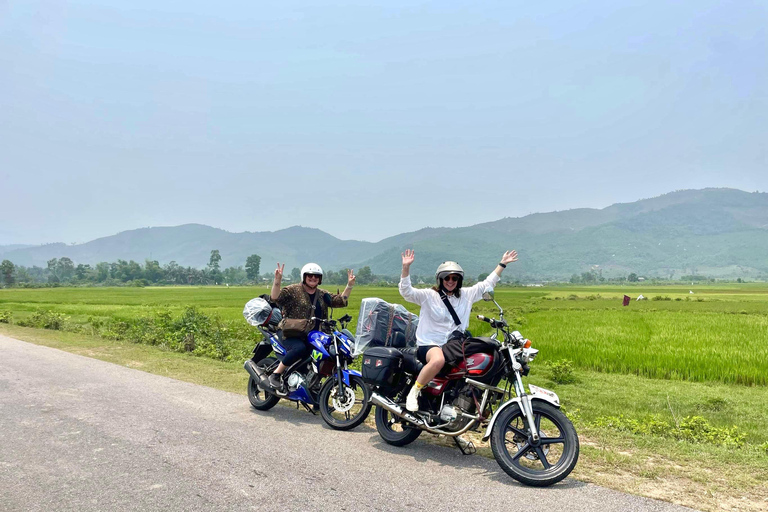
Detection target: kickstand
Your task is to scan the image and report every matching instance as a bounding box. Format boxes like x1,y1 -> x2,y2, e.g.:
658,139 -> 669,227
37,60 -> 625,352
454,436 -> 476,455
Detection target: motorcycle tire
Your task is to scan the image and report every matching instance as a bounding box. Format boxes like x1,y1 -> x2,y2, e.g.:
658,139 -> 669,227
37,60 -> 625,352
318,375 -> 372,431
374,403 -> 422,447
247,357 -> 281,411
490,401 -> 579,487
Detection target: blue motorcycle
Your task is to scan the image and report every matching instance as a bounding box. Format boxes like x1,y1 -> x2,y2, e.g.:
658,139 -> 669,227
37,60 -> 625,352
244,311 -> 372,431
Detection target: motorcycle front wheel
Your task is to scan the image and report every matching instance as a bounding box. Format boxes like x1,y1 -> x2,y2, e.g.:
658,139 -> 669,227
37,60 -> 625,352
318,375 -> 372,431
490,401 -> 579,487
247,357 -> 280,411
374,403 -> 422,447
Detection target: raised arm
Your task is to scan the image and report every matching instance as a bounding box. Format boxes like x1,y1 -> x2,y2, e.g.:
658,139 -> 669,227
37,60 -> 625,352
467,250 -> 519,302
399,249 -> 430,304
270,263 -> 285,301
342,268 -> 356,300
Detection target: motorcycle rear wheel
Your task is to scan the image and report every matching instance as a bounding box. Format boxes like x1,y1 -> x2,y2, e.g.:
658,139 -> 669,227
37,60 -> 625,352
490,401 -> 579,487
374,403 -> 422,447
247,357 -> 280,411
318,375 -> 372,431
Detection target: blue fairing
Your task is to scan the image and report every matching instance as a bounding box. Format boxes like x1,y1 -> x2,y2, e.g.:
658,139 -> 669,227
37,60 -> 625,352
336,332 -> 354,358
288,384 -> 315,404
269,335 -> 286,356
342,369 -> 362,386
307,331 -> 331,359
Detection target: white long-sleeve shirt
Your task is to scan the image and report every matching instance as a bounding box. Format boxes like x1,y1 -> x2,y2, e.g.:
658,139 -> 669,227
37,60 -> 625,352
399,273 -> 500,347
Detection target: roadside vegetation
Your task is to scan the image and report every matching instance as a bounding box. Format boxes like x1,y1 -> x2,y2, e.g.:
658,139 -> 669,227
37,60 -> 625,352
1,283 -> 766,511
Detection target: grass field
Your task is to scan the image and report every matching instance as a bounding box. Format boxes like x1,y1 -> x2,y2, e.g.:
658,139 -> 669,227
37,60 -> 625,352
1,283 -> 767,511
2,283 -> 767,384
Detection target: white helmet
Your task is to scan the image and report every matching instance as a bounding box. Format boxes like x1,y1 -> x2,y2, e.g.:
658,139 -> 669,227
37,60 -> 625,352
301,262 -> 323,284
435,261 -> 464,284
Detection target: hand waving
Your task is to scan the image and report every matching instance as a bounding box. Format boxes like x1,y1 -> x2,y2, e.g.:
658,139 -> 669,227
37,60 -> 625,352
500,251 -> 518,265
402,249 -> 415,267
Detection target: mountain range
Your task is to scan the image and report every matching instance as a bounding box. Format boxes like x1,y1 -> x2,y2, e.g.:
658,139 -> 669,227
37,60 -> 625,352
2,188 -> 767,280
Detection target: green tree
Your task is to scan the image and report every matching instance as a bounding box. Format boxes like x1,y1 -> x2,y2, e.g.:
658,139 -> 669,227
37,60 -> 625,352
478,272 -> 489,281
95,262 -> 110,282
75,263 -> 92,281
357,266 -> 373,285
208,250 -> 222,284
291,267 -> 301,283
223,266 -> 247,284
209,250 -> 221,271
58,257 -> 75,282
144,260 -> 163,283
47,258 -> 59,281
245,254 -> 262,280
628,273 -> 639,282
0,260 -> 15,286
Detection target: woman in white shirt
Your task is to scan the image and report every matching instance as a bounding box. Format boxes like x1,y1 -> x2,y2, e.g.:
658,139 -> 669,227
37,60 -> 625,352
399,248 -> 518,412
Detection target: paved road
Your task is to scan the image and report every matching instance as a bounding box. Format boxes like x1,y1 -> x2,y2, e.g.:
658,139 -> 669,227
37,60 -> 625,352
0,334 -> 696,512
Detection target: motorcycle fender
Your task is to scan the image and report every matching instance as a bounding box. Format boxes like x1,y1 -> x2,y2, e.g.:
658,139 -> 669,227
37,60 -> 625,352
481,395 -> 561,441
342,369 -> 362,386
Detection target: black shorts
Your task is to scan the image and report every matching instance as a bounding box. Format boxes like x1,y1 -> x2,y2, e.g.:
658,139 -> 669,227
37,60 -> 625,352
416,345 -> 441,364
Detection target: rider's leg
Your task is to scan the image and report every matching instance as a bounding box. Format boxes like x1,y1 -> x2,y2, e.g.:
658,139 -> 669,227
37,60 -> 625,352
269,337 -> 306,391
406,346 -> 444,412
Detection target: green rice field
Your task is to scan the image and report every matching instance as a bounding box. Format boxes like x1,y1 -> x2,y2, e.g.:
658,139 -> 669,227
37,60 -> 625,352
1,283 -> 767,386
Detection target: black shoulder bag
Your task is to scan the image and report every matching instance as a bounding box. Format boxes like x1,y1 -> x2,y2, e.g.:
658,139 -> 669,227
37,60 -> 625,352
439,290 -> 468,365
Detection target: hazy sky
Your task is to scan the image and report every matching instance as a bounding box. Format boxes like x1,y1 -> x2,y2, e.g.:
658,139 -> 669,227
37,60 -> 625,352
2,0 -> 766,245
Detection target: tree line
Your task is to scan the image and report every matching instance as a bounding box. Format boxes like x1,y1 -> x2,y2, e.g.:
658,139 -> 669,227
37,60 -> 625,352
0,252 -> 409,288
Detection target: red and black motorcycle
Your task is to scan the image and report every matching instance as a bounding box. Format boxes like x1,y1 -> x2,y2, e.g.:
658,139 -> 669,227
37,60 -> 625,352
362,289 -> 579,487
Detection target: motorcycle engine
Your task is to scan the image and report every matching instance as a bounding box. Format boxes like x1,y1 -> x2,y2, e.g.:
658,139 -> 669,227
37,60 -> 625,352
441,385 -> 476,430
286,372 -> 306,391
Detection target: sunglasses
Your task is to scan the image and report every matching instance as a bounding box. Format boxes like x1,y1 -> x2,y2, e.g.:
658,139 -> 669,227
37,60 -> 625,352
443,275 -> 460,282
306,274 -> 321,279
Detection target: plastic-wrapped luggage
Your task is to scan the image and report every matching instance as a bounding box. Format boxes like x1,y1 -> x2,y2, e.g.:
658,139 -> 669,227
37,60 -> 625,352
243,296 -> 283,329
354,298 -> 418,355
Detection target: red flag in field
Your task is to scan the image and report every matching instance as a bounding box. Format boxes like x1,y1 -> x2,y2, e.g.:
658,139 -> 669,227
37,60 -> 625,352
622,295 -> 630,306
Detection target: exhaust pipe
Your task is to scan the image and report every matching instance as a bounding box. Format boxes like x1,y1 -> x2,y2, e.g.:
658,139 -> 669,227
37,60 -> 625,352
244,360 -> 265,382
370,393 -> 425,427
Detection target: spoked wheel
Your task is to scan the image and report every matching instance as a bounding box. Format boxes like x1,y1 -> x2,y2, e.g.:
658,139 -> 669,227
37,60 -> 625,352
490,401 -> 579,487
374,402 -> 422,447
318,375 -> 372,431
247,357 -> 280,411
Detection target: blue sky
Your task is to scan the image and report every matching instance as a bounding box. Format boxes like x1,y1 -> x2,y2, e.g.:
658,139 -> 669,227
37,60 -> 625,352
1,0 -> 766,244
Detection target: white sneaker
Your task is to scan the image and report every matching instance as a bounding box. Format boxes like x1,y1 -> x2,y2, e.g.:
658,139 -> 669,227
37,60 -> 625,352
405,385 -> 421,412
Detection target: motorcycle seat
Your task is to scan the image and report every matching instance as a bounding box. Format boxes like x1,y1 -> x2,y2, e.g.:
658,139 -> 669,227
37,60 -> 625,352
398,347 -> 424,375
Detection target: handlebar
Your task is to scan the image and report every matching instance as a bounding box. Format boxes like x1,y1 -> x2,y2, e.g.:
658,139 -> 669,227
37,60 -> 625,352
477,314 -> 507,329
310,315 -> 353,329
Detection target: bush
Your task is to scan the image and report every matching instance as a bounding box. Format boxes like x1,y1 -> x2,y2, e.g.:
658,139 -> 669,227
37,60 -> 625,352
18,310 -> 67,330
0,310 -> 11,324
591,414 -> 747,448
9,305 -> 259,363
549,359 -> 577,384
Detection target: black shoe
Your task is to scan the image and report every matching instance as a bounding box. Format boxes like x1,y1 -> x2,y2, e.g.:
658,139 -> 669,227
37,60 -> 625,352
268,374 -> 287,395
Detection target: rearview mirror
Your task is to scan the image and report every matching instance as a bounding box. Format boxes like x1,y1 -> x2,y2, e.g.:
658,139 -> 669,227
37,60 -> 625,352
482,288 -> 495,301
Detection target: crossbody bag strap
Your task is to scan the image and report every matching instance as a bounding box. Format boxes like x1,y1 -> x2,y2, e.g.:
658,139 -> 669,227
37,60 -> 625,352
438,290 -> 462,327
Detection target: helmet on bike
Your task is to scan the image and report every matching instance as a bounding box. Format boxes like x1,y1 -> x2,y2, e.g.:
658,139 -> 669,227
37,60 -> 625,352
243,297 -> 283,328
435,261 -> 464,287
301,262 -> 323,285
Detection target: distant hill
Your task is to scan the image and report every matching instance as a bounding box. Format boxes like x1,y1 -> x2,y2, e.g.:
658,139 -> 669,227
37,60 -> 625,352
2,188 -> 767,280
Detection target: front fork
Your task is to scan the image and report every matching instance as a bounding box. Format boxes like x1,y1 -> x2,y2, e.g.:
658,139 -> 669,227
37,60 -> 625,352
334,337 -> 346,398
513,369 -> 540,442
